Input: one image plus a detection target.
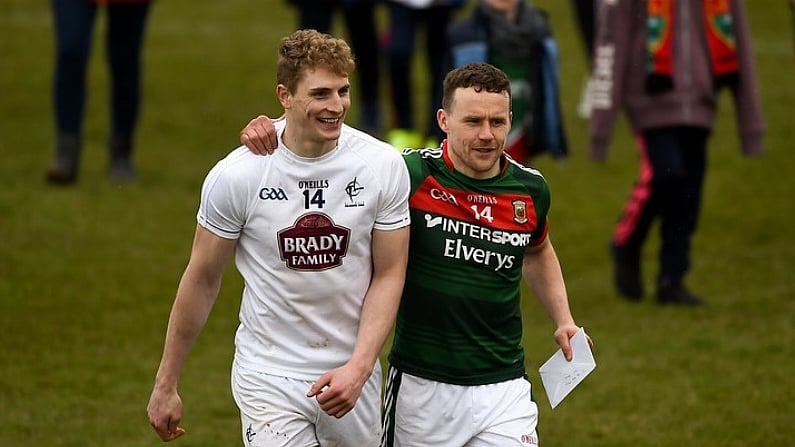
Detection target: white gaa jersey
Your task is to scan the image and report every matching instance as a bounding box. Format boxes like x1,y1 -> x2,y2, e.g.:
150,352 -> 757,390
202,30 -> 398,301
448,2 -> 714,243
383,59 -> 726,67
197,120 -> 410,380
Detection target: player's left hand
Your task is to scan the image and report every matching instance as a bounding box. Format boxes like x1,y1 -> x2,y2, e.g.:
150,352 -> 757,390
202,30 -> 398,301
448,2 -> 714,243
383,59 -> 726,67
306,362 -> 370,418
554,324 -> 592,361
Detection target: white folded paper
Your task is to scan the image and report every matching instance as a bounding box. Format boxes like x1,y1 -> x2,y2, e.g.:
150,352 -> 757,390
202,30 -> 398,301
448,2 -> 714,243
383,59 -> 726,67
538,327 -> 595,409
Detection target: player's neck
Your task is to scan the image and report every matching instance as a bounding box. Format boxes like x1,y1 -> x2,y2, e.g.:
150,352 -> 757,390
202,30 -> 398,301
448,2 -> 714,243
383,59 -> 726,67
282,126 -> 337,159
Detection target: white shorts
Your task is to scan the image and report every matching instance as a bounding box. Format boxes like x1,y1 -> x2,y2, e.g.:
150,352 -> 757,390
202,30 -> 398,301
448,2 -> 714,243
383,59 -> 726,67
381,366 -> 539,447
231,360 -> 382,447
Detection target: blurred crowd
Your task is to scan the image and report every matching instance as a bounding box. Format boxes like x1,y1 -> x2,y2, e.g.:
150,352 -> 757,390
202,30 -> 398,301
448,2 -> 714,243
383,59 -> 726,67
49,0 -> 766,307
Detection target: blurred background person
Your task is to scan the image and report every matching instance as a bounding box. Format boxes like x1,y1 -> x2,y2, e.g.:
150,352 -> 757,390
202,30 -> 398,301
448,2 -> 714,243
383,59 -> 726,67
570,0 -> 596,118
383,0 -> 467,150
570,0 -> 595,66
47,0 -> 153,185
446,0 -> 568,163
589,0 -> 764,305
286,0 -> 384,134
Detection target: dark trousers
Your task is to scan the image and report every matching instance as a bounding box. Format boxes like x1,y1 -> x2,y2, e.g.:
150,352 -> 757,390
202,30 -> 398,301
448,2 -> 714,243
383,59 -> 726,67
293,0 -> 382,132
52,0 -> 151,139
385,2 -> 457,141
570,0 -> 595,67
613,127 -> 708,285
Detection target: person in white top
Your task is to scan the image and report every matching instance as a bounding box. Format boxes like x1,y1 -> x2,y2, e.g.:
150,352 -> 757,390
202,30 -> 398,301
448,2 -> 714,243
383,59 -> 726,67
146,29 -> 411,446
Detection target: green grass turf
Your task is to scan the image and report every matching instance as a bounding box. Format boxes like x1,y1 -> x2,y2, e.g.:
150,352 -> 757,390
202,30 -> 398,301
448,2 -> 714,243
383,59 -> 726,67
1,0 -> 793,445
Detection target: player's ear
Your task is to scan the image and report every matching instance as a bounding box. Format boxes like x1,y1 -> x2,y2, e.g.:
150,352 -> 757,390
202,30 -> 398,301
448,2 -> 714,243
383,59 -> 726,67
436,108 -> 448,134
276,84 -> 291,109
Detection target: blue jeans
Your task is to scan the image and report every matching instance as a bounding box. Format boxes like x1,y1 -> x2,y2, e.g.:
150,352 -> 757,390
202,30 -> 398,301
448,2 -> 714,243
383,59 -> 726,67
52,0 -> 151,139
385,2 -> 459,141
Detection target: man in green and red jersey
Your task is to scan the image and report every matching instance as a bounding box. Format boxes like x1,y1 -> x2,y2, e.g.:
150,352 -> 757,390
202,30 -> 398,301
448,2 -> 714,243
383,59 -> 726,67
241,62 -> 590,447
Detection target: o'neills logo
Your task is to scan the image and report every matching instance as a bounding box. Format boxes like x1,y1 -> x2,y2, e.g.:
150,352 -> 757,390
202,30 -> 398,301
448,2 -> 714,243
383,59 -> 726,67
277,213 -> 350,271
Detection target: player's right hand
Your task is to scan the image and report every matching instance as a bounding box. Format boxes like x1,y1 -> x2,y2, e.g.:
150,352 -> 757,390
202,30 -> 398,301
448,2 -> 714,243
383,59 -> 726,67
306,362 -> 369,419
240,114 -> 281,155
147,388 -> 187,441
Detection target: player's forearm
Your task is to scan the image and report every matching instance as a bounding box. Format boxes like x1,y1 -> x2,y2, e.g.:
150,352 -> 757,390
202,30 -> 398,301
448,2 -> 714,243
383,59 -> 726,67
348,226 -> 409,371
531,277 -> 575,329
523,240 -> 576,328
349,274 -> 404,372
153,271 -> 220,390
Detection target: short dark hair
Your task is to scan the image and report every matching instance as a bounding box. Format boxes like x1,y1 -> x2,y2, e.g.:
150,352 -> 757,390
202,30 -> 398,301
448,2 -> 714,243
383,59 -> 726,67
277,29 -> 355,94
442,62 -> 511,111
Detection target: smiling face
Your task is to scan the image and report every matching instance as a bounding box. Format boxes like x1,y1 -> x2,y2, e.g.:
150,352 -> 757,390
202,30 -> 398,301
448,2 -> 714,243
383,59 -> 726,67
278,66 -> 351,156
437,86 -> 512,179
274,29 -> 355,157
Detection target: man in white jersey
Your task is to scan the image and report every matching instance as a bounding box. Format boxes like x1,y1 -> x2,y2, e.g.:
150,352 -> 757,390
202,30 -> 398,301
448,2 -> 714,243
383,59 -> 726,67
146,29 -> 411,446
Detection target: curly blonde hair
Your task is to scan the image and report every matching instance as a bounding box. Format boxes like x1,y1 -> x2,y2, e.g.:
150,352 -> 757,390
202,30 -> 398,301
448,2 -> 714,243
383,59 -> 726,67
277,29 -> 355,93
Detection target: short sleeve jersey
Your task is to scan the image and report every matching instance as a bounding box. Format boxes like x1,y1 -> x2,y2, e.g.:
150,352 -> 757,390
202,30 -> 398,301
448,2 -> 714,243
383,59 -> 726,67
198,120 -> 411,380
388,142 -> 550,385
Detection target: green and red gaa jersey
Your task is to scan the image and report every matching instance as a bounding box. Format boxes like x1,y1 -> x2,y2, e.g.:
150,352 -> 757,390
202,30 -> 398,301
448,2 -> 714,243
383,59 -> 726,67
388,142 -> 551,386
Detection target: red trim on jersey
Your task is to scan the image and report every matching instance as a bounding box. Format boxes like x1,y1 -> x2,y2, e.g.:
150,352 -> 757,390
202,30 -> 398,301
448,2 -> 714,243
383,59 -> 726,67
441,139 -> 456,171
533,220 -> 549,247
410,176 -> 539,233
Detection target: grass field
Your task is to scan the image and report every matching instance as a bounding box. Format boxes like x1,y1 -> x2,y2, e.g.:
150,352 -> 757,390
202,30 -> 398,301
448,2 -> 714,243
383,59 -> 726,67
1,1 -> 793,446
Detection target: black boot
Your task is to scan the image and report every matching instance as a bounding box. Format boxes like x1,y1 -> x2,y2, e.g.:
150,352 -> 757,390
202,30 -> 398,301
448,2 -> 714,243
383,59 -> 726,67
656,279 -> 705,306
109,135 -> 135,183
610,242 -> 643,300
45,134 -> 81,185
